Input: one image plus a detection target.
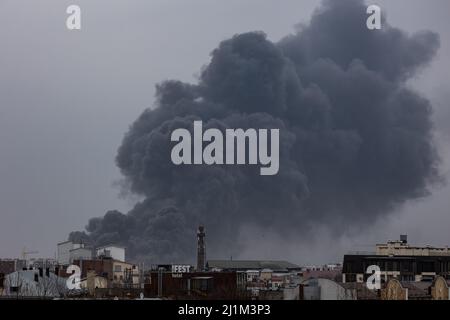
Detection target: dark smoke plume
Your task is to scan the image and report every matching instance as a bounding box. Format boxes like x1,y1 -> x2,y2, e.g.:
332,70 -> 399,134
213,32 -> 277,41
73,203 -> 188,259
70,0 -> 441,263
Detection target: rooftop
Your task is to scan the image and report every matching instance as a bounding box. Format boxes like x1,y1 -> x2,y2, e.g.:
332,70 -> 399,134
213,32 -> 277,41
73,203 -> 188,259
206,260 -> 300,271
96,244 -> 126,250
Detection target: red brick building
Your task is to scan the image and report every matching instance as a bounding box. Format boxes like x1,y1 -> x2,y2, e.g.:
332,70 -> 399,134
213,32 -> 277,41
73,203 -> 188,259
145,271 -> 248,299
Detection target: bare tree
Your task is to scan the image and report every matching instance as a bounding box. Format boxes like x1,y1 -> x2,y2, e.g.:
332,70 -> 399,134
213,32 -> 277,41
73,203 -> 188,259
4,271 -> 25,299
37,275 -> 53,298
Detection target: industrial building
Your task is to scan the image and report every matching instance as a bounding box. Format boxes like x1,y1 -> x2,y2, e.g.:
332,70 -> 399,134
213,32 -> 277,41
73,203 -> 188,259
145,270 -> 248,299
376,235 -> 450,256
71,257 -> 140,288
57,241 -> 126,266
96,245 -> 126,262
343,236 -> 450,284
57,241 -> 92,265
206,260 -> 301,273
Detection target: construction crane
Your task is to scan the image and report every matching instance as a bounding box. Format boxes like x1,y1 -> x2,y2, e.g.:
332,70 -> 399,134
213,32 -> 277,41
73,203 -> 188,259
21,247 -> 39,260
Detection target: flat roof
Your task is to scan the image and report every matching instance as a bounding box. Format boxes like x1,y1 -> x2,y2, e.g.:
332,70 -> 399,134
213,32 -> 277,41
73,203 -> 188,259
207,260 -> 300,270
96,245 -> 126,250
69,247 -> 92,252
57,240 -> 73,245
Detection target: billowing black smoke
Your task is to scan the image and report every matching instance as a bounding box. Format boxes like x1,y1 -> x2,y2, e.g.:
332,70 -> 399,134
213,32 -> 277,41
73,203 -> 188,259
70,0 -> 441,263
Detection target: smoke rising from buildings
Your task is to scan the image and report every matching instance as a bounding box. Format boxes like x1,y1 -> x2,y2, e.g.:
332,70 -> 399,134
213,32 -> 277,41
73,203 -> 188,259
69,0 -> 441,263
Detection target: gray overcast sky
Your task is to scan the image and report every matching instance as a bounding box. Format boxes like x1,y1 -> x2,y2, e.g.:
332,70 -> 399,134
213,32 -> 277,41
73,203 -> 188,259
0,0 -> 449,263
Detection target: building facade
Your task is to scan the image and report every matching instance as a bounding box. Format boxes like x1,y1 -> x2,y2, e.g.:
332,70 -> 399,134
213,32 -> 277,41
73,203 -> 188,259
343,236 -> 450,284
376,236 -> 450,257
96,245 -> 126,262
57,241 -> 92,265
72,257 -> 139,289
301,278 -> 356,300
145,270 -> 248,299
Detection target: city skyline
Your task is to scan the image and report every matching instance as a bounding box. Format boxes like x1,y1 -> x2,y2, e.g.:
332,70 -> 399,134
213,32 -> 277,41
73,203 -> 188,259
1,0 -> 450,265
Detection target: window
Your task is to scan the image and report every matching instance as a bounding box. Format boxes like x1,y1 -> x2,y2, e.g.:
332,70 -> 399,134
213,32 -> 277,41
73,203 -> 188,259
387,261 -> 393,271
401,261 -> 413,272
192,278 -> 213,292
401,275 -> 414,282
345,274 -> 357,282
114,265 -> 122,272
419,261 -> 435,273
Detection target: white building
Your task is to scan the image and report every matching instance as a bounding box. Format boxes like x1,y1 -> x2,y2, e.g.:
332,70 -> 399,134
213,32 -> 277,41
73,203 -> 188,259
246,270 -> 260,282
302,278 -> 356,300
96,245 -> 125,262
57,241 -> 92,265
69,247 -> 93,262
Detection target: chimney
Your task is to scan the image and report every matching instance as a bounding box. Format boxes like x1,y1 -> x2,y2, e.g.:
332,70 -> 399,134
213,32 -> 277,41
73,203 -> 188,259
197,225 -> 206,271
400,234 -> 408,244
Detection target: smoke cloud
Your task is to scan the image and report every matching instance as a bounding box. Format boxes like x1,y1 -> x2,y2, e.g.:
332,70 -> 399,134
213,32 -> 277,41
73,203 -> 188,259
69,0 -> 441,264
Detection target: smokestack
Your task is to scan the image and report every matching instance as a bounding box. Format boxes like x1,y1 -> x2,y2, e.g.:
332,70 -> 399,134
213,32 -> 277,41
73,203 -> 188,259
197,225 -> 206,271
400,235 -> 408,244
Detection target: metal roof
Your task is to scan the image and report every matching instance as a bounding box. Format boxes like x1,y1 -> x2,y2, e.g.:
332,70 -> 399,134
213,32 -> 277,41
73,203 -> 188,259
206,260 -> 300,270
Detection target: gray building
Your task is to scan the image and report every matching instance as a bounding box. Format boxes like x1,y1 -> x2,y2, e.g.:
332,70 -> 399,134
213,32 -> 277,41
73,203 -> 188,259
302,278 -> 356,300
206,260 -> 301,273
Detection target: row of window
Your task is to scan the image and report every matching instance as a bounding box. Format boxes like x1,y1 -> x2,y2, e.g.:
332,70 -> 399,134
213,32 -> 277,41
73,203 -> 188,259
345,259 -> 450,273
